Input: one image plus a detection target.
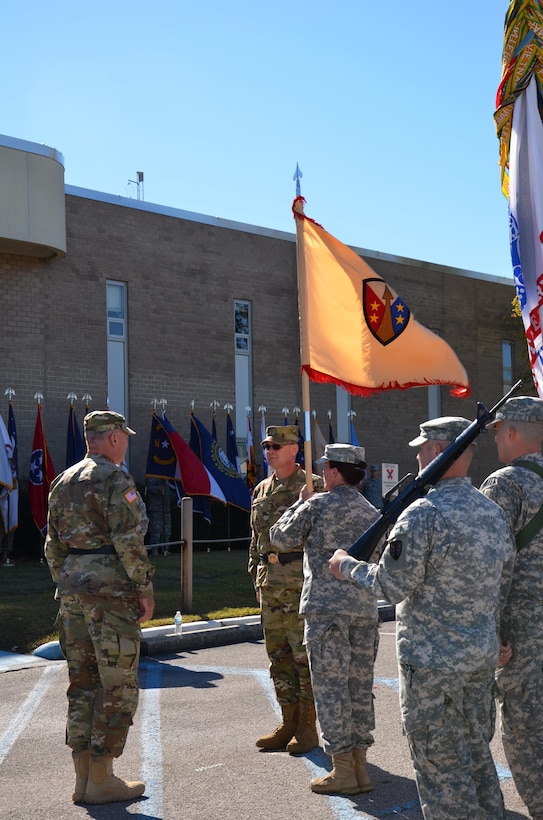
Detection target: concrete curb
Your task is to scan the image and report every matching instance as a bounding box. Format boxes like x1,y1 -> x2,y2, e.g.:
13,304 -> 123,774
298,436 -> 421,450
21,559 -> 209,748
24,603 -> 396,666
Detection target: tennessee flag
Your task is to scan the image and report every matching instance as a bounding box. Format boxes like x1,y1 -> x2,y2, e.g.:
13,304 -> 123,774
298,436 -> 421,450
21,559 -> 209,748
495,2 -> 543,395
293,197 -> 469,397
29,404 -> 56,535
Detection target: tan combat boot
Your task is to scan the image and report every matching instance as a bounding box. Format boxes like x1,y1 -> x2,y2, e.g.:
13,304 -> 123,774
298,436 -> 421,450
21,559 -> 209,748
83,755 -> 145,804
256,702 -> 299,750
286,701 -> 319,755
310,751 -> 361,795
352,747 -> 373,793
72,749 -> 90,803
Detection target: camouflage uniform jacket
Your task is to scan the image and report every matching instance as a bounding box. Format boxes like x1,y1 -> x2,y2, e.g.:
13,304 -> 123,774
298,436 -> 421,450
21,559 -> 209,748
269,483 -> 380,620
480,452 -> 543,612
45,454 -> 154,597
249,465 -> 323,590
339,477 -> 515,673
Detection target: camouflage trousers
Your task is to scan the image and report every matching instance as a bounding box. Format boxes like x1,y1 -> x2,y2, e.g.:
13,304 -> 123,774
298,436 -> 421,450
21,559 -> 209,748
59,593 -> 141,758
305,615 -> 378,756
260,586 -> 313,706
399,664 -> 504,820
495,610 -> 543,818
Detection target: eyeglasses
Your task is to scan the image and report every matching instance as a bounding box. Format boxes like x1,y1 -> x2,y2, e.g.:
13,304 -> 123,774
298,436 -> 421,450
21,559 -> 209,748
263,443 -> 283,451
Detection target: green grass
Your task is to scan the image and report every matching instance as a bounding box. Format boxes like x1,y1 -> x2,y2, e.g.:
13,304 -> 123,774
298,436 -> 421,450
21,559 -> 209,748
0,550 -> 259,654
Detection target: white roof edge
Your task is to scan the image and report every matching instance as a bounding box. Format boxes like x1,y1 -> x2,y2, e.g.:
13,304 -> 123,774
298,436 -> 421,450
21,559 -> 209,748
65,184 -> 513,287
0,133 -> 64,166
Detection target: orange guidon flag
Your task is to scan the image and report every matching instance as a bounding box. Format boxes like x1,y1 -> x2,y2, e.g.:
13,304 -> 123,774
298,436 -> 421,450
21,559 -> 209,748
293,197 -> 469,398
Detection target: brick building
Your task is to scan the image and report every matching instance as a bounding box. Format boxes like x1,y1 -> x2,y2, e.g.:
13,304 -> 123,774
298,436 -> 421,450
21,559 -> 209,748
0,134 -> 526,535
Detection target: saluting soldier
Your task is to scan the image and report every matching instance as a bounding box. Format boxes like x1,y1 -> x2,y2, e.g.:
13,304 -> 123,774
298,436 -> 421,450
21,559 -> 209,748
45,411 -> 154,806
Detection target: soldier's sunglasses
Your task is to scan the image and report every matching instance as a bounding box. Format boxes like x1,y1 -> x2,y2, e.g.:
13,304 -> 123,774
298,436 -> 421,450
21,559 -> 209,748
263,443 -> 283,451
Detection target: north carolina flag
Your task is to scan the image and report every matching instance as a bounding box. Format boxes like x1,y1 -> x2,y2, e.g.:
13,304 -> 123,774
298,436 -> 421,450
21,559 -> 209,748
29,404 -> 56,535
495,2 -> 543,395
190,413 -> 251,511
145,411 -> 226,503
293,197 -> 469,397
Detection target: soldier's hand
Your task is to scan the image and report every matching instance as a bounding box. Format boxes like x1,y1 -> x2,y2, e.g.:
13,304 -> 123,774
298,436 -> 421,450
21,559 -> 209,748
329,549 -> 349,580
300,485 -> 314,503
138,594 -> 155,624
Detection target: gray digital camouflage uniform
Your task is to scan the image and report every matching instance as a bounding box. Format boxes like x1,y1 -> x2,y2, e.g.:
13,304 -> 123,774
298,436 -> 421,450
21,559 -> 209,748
269,483 -> 380,755
45,454 -> 154,758
339,476 -> 514,820
480,451 -> 543,820
249,466 -> 324,706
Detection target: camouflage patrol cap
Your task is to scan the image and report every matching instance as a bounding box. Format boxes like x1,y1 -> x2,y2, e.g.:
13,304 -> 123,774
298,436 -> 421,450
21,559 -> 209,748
261,425 -> 299,446
486,396 -> 543,428
316,443 -> 366,466
409,416 -> 471,447
84,410 -> 136,435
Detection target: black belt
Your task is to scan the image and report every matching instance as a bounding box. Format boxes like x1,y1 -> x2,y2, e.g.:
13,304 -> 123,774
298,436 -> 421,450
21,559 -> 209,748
68,546 -> 117,556
259,552 -> 302,565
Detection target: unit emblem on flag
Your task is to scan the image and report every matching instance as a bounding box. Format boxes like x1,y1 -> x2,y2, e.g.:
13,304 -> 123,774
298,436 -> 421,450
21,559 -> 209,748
363,279 -> 411,346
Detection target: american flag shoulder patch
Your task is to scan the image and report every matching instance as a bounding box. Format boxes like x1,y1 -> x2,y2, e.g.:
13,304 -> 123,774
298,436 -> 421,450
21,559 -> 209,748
124,488 -> 138,504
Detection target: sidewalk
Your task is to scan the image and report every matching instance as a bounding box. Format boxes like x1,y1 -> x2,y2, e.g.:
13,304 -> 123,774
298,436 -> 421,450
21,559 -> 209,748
0,602 -> 395,673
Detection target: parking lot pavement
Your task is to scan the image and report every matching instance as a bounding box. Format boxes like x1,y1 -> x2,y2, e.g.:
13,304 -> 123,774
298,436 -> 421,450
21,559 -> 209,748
0,621 -> 530,819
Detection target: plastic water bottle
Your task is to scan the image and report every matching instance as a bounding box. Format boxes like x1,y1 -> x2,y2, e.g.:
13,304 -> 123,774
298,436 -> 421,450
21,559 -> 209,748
174,610 -> 183,635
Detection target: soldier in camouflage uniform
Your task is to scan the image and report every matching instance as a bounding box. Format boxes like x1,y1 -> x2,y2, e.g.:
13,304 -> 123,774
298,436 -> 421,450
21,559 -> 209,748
249,425 -> 324,754
45,411 -> 155,806
480,396 -> 543,820
330,417 -> 515,820
269,443 -> 380,795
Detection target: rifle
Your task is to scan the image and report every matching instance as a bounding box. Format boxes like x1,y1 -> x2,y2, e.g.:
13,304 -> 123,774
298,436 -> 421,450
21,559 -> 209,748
347,379 -> 524,561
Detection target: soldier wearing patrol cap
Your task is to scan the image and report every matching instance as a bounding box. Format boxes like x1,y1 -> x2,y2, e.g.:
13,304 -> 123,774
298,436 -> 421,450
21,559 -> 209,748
269,443 -> 380,795
249,425 -> 324,754
480,396 -> 543,819
45,410 -> 154,806
329,416 -> 514,818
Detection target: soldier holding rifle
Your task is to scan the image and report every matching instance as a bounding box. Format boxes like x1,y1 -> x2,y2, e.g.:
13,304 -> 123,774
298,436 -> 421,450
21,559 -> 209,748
480,396 -> 543,820
329,416 -> 515,820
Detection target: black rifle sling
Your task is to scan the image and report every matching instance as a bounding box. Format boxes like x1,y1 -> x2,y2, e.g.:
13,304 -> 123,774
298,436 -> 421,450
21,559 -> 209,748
514,460 -> 543,551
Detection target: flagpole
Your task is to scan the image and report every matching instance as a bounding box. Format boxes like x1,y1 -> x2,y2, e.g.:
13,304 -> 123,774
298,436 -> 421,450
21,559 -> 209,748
292,179 -> 313,492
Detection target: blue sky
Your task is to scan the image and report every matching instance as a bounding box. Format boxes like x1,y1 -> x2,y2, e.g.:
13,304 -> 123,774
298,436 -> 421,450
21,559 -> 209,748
4,1 -> 512,278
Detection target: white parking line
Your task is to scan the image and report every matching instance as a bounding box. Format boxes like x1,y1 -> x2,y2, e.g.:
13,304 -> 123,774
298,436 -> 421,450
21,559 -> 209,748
139,659 -> 164,817
0,664 -> 61,766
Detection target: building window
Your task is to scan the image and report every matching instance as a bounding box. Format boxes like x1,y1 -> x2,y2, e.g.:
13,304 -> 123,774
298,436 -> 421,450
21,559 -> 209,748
106,281 -> 127,417
502,341 -> 514,393
234,300 -> 252,451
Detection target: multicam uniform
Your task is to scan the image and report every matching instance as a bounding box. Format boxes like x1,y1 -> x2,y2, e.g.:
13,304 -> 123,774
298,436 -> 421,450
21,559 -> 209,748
269,483 -> 380,755
249,466 -> 323,706
339,476 -> 514,820
480,452 -> 543,820
45,454 -> 154,758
